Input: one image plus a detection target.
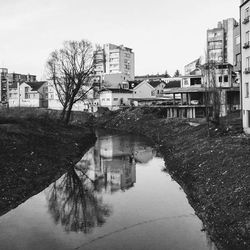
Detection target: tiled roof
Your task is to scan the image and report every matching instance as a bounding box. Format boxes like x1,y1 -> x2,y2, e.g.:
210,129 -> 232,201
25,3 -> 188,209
148,80 -> 164,88
25,81 -> 46,91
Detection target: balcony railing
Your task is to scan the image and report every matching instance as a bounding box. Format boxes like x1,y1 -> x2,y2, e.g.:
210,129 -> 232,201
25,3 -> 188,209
243,16 -> 250,24
244,68 -> 250,74
243,42 -> 250,49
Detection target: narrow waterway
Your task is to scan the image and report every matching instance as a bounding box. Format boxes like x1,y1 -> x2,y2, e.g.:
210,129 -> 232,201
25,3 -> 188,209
0,130 -> 216,250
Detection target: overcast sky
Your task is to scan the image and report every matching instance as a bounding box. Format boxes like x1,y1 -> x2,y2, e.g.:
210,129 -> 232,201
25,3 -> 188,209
0,0 -> 239,79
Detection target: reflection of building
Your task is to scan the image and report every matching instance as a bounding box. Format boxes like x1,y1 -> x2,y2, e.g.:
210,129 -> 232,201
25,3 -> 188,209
76,133 -> 155,193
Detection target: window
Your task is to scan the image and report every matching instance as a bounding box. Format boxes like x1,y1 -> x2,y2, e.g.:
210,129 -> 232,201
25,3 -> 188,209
246,57 -> 250,68
246,7 -> 249,19
219,76 -> 223,82
236,35 -> 240,45
25,86 -> 29,99
224,75 -> 228,82
236,54 -> 241,66
248,111 -> 250,128
102,98 -> 105,101
107,98 -> 110,101
246,82 -> 249,98
114,98 -> 118,101
151,90 -> 155,96
246,31 -> 250,43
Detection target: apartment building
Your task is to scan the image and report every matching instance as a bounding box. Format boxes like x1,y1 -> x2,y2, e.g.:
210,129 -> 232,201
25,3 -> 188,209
94,43 -> 135,88
8,73 -> 36,89
207,18 -> 238,64
0,68 -> 8,104
240,0 -> 250,133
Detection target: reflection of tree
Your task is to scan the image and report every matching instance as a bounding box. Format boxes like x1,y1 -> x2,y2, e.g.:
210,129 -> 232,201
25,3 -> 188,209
46,166 -> 111,233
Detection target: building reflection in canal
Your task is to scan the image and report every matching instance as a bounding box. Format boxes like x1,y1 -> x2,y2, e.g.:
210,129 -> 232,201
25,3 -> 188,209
76,132 -> 155,193
46,132 -> 155,233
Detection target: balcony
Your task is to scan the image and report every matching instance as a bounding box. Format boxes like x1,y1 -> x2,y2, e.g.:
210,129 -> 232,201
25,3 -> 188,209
243,42 -> 250,49
243,16 -> 250,24
244,68 -> 250,74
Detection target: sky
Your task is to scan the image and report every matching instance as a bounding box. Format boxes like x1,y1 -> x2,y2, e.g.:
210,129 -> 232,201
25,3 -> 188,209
0,0 -> 240,80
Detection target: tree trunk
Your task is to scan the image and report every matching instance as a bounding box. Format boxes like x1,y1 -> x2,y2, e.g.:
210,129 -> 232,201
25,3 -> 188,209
65,99 -> 74,124
60,104 -> 67,121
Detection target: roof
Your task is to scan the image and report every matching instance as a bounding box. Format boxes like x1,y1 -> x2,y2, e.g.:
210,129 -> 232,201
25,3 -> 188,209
148,80 -> 165,88
24,81 -> 46,91
240,0 -> 250,8
163,87 -> 208,94
164,80 -> 181,89
99,88 -> 133,94
133,80 -> 155,90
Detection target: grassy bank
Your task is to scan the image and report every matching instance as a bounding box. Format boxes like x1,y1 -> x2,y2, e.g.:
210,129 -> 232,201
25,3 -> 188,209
96,107 -> 250,250
0,108 -> 96,216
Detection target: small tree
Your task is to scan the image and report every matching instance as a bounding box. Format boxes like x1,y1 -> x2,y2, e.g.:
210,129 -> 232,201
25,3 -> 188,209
46,40 -> 94,124
164,70 -> 171,78
173,69 -> 181,77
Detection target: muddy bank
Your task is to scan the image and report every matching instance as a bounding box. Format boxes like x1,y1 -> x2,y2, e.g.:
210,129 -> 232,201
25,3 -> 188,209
0,109 -> 96,216
96,107 -> 250,250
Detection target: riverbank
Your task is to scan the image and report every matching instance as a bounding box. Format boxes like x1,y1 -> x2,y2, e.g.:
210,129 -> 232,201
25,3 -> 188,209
0,108 -> 96,216
96,107 -> 250,250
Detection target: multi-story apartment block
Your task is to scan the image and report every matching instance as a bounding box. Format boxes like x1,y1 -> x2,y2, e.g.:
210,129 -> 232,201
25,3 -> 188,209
93,43 -> 135,88
7,73 -> 36,89
207,18 -> 238,64
240,0 -> 250,133
0,68 -> 8,104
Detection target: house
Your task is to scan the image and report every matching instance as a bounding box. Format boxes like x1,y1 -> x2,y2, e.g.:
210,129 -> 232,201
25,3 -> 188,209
99,88 -> 133,110
148,80 -> 166,96
131,80 -> 156,99
48,80 -> 98,112
9,81 -> 48,108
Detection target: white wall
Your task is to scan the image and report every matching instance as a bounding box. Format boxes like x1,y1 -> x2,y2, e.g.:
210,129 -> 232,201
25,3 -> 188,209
99,91 -> 132,110
133,81 -> 155,98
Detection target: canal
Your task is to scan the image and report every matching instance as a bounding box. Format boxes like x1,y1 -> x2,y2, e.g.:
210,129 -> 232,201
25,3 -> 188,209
0,130 -> 216,250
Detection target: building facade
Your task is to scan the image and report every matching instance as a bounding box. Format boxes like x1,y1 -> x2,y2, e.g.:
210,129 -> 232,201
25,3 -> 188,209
94,43 -> 135,88
9,81 -> 48,108
0,68 -> 8,105
99,88 -> 133,110
241,0 -> 250,133
207,18 -> 238,64
7,73 -> 36,89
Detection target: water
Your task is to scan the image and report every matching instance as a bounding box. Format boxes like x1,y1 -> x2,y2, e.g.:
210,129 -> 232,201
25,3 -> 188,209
0,130 -> 216,250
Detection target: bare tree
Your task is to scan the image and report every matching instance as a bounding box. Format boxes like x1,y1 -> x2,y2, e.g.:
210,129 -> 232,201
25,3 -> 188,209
46,40 -> 94,124
203,49 -> 222,125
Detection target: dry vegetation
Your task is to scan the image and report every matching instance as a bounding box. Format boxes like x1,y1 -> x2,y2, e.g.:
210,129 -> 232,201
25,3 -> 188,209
0,107 -> 95,216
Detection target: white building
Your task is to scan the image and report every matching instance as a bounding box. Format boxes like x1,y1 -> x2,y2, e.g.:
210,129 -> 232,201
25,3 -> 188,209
99,88 -> 133,110
94,43 -> 135,88
241,0 -> 250,133
9,81 -> 48,108
48,81 -> 99,112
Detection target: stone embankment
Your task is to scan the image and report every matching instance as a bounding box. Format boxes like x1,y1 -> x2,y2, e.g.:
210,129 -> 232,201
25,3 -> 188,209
96,107 -> 250,250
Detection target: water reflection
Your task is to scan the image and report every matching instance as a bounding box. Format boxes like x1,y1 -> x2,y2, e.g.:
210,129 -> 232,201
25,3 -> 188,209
46,132 -> 155,233
46,166 -> 111,233
76,132 -> 155,193
0,131 -> 217,250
